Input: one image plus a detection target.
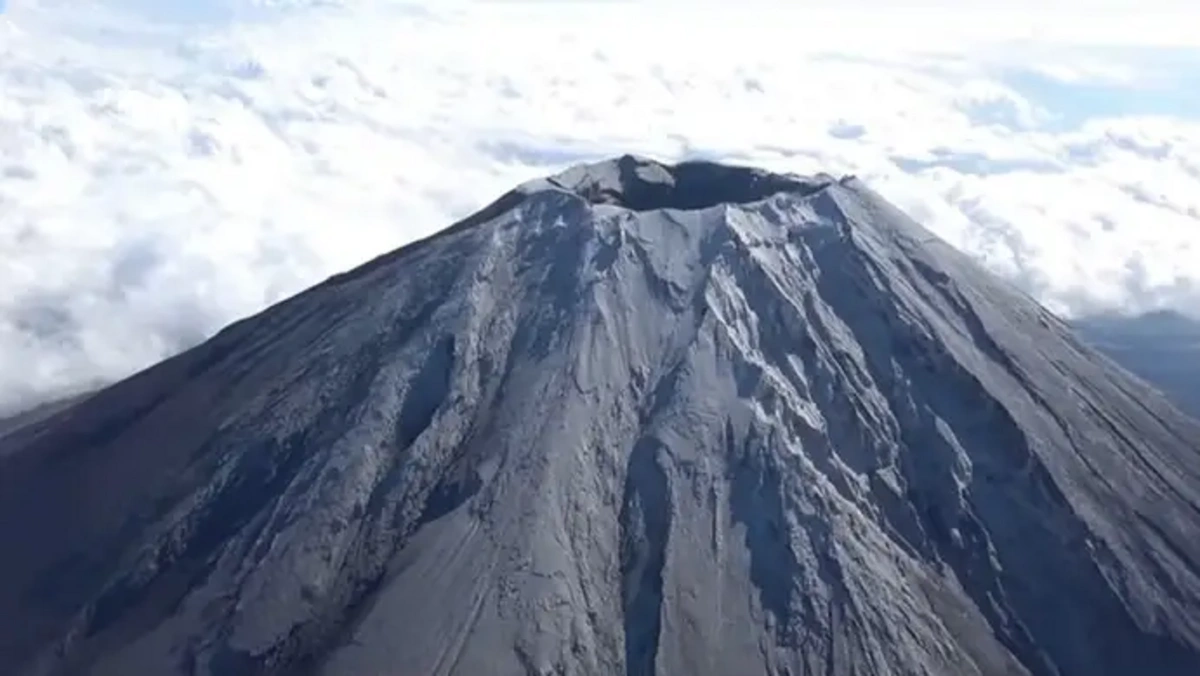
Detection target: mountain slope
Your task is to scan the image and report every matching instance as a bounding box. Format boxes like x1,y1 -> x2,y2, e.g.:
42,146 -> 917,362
2,155 -> 1199,676
1074,310 -> 1200,419
0,394 -> 89,438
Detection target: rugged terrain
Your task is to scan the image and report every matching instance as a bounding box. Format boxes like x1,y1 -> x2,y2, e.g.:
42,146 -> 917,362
2,155 -> 1200,676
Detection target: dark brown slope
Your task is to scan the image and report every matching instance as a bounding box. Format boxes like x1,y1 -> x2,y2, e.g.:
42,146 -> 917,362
2,155 -> 1199,676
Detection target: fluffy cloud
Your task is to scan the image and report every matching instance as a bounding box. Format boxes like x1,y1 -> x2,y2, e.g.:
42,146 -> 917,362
1,0 -> 1199,412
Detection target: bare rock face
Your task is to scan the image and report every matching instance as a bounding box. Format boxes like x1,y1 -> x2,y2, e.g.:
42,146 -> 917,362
3,155 -> 1200,676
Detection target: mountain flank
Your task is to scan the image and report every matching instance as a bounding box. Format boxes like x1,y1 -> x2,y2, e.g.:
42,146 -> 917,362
2,154 -> 1199,676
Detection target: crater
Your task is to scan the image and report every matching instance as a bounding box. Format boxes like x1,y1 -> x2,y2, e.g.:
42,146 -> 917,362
543,154 -> 832,212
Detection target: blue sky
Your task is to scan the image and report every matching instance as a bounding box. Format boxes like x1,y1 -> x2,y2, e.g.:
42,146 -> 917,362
999,54 -> 1200,129
1,0 -> 1199,410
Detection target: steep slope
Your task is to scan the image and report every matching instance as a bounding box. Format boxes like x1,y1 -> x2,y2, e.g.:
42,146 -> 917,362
1074,310 -> 1200,419
2,155 -> 1200,676
0,393 -> 95,438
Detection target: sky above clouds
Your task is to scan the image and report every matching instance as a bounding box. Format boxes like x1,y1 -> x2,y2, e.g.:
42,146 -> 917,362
1,0 -> 1199,412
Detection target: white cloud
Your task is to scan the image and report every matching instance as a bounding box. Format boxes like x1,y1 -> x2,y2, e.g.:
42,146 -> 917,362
1,0 -> 1199,412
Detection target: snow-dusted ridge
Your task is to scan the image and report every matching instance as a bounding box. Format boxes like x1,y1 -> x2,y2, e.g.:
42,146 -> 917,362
1,156 -> 1199,676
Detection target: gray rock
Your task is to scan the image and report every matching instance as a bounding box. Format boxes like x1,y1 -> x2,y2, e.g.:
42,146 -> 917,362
1073,310 -> 1200,419
2,154 -> 1199,676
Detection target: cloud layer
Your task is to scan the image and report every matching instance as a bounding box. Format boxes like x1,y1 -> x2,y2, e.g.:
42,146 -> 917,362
2,0 -> 1200,412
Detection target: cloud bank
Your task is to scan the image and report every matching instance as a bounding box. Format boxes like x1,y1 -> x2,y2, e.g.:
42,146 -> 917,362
2,0 -> 1199,412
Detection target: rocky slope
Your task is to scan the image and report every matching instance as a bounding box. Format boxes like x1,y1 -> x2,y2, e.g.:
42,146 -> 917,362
1074,310 -> 1200,419
2,155 -> 1200,676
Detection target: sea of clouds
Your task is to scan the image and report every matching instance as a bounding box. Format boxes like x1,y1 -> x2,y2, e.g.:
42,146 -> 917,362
1,0 -> 1199,412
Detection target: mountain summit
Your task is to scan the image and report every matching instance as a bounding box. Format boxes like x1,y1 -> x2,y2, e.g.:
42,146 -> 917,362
3,155 -> 1200,676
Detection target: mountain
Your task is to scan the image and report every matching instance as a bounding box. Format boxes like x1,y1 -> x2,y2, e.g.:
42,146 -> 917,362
2,155 -> 1200,676
1073,310 -> 1200,419
0,393 -> 94,438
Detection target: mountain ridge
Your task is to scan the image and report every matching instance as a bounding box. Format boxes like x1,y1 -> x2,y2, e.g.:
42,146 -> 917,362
2,155 -> 1199,676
